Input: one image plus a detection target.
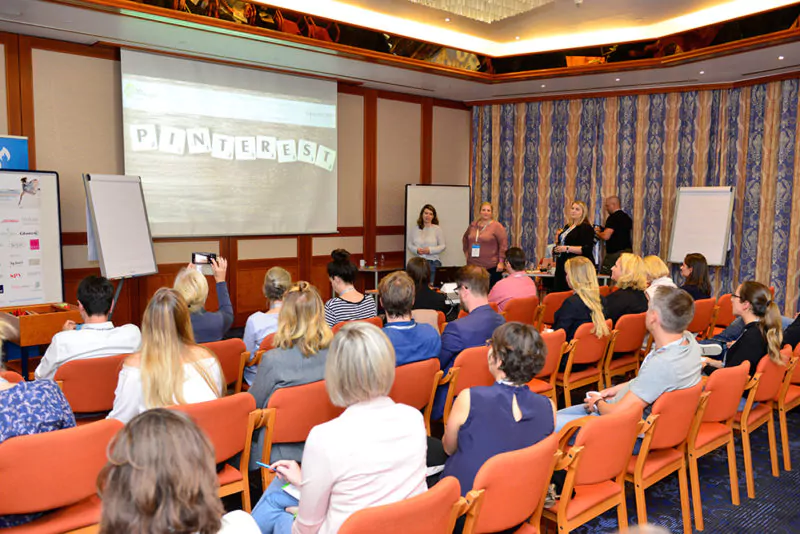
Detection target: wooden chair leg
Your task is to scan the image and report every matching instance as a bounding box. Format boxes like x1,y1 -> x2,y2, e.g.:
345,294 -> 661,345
616,489 -> 629,533
779,408 -> 792,471
688,454 -> 704,531
767,414 -> 780,478
726,438 -> 740,506
678,463 -> 692,534
563,385 -> 572,408
741,428 -> 755,499
634,482 -> 647,526
242,485 -> 251,513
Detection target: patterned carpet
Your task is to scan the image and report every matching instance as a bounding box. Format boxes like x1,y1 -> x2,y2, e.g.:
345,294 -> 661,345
570,407 -> 800,533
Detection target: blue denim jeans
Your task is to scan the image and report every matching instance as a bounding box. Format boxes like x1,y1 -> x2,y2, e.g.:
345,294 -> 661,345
251,477 -> 298,534
426,259 -> 442,285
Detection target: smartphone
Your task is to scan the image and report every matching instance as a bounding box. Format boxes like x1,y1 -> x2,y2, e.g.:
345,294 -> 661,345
191,252 -> 217,276
255,461 -> 278,473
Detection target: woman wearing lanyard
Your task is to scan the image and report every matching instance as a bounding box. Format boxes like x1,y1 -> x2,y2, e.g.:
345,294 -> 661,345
552,200 -> 595,292
461,202 -> 508,288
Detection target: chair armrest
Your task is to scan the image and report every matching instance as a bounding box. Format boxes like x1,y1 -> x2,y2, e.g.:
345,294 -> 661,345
555,446 -> 584,471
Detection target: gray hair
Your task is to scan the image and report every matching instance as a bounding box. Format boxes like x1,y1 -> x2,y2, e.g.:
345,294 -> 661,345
649,286 -> 694,334
325,322 -> 395,407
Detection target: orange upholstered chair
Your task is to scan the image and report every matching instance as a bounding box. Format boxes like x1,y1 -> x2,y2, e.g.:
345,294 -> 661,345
686,298 -> 717,339
536,290 -> 573,330
527,329 -> 567,402
0,370 -> 24,383
598,285 -> 611,298
687,362 -> 750,531
169,393 -> 261,512
543,405 -> 644,533
625,382 -> 703,534
332,316 -> 383,334
462,434 -> 560,534
555,320 -> 613,406
53,353 -> 128,420
712,294 -> 734,336
457,302 -> 501,320
339,476 -> 467,534
440,346 -> 493,422
389,358 -> 442,435
734,351 -> 790,498
0,419 -> 123,533
259,380 -> 345,488
202,338 -> 246,394
503,296 -> 540,326
602,312 -> 647,387
776,344 -> 800,471
275,10 -> 302,35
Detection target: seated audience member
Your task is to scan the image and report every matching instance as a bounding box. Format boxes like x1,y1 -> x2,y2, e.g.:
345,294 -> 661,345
324,249 -> 377,326
441,322 -> 555,496
606,253 -> 648,324
488,247 -> 538,312
34,275 -> 141,380
248,282 -> 333,466
433,265 -> 506,419
98,409 -> 259,534
242,267 -> 292,385
702,281 -> 783,377
643,255 -> 677,300
679,253 -> 712,300
174,257 -> 233,343
407,257 -> 453,320
107,288 -> 224,424
553,256 -> 610,342
379,271 -> 441,366
251,322 -> 427,534
555,287 -> 703,453
784,313 -> 800,350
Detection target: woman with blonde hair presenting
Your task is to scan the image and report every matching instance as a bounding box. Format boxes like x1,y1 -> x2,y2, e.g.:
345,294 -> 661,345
462,201 -> 508,288
552,201 -> 595,292
107,288 -> 223,424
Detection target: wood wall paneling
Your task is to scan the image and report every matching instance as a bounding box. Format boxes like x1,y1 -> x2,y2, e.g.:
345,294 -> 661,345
421,97 -> 433,184
363,89 -> 378,263
1,33 -> 21,136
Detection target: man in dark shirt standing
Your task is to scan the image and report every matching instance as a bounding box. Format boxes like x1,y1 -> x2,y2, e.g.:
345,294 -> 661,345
596,196 -> 633,275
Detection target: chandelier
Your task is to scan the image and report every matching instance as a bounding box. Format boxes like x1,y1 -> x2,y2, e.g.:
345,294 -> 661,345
406,0 -> 556,23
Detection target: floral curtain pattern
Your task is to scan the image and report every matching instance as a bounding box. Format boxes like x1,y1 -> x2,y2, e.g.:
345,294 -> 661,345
471,79 -> 800,314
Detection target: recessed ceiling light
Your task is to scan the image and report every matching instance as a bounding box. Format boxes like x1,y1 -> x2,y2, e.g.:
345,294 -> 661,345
615,78 -> 620,82
541,84 -> 546,88
444,17 -> 450,22
779,55 -> 785,60
515,36 -> 520,40
699,70 -> 705,75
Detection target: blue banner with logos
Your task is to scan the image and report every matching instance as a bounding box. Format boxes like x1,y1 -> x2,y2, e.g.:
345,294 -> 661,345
0,136 -> 30,171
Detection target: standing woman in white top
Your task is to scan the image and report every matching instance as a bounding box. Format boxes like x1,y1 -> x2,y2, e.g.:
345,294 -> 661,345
408,204 -> 446,284
251,322 -> 427,534
107,288 -> 223,424
98,409 -> 259,534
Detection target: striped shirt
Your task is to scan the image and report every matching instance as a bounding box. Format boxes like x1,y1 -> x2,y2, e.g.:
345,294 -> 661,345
324,296 -> 378,327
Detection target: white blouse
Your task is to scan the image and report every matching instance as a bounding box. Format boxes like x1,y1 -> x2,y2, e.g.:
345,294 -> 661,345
107,357 -> 223,424
407,225 -> 446,262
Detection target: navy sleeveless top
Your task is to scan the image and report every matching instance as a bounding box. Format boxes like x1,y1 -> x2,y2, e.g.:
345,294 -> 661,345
441,382 -> 554,496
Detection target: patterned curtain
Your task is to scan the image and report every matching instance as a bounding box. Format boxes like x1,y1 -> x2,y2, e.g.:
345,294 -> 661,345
471,79 -> 800,315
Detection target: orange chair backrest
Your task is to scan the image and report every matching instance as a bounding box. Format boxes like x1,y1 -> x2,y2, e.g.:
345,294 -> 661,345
571,320 -> 613,365
702,362 -> 750,422
753,351 -> 789,402
471,434 -> 558,533
504,296 -> 540,325
572,405 -> 643,485
411,309 -> 440,331
259,332 -> 277,352
332,316 -> 383,334
686,298 -> 715,335
541,291 -> 574,325
202,338 -> 245,387
0,370 -> 23,383
169,393 -> 255,463
53,353 -> 129,413
451,345 -> 494,397
536,329 -> 567,378
0,418 -> 123,515
267,381 -> 345,443
793,343 -> 800,384
648,382 -> 703,449
339,476 -> 462,534
598,285 -> 611,297
715,294 -> 734,327
389,358 -> 440,410
611,312 -> 647,353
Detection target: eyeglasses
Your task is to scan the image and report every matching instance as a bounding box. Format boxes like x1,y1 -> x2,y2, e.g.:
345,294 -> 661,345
484,339 -> 492,347
731,294 -> 741,300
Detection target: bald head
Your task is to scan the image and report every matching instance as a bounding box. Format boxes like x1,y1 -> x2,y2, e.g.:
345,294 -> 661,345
605,196 -> 620,213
